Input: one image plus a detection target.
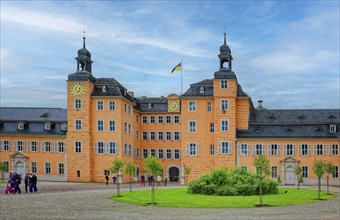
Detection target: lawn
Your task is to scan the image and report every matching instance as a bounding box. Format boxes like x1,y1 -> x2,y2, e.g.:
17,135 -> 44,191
111,188 -> 336,208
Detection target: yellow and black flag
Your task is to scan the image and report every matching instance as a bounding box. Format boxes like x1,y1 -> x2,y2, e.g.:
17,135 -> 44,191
170,62 -> 182,74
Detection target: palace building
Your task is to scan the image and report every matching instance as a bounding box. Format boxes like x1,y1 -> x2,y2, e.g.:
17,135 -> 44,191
0,34 -> 339,185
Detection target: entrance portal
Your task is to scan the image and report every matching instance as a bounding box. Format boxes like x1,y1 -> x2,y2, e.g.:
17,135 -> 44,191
285,166 -> 295,185
169,167 -> 179,182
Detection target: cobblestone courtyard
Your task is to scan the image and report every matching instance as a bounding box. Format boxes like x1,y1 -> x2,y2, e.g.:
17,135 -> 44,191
0,182 -> 339,220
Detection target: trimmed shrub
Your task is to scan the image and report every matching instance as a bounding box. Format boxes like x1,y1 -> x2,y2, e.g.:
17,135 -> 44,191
187,167 -> 278,196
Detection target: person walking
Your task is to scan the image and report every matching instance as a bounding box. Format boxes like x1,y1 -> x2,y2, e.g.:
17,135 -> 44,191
24,173 -> 29,193
12,172 -> 21,194
29,173 -> 38,192
105,175 -> 109,185
140,175 -> 145,186
112,175 -> 117,184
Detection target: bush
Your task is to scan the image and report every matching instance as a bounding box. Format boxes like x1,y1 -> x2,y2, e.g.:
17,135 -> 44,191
187,167 -> 278,196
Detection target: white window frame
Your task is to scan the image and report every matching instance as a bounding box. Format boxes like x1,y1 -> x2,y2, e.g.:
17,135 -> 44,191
74,141 -> 82,153
174,116 -> 180,124
74,99 -> 82,109
299,144 -> 310,156
74,120 -> 82,131
174,149 -> 181,159
314,144 -> 326,156
97,100 -> 104,111
333,166 -> 339,178
31,162 -> 37,174
44,162 -> 51,174
302,166 -> 308,178
186,143 -> 199,156
166,116 -> 172,124
220,80 -> 228,89
207,102 -> 212,112
58,163 -> 65,175
158,149 -> 164,159
108,120 -> 116,132
166,149 -> 172,159
268,144 -> 280,156
284,144 -> 295,156
271,166 -> 278,178
253,144 -> 265,155
210,123 -> 214,133
97,120 -> 104,131
158,116 -> 164,124
150,116 -> 155,124
108,100 -> 116,111
240,144 -> 249,156
220,120 -> 229,131
210,145 -> 215,155
108,142 -> 118,154
188,120 -> 197,133
158,132 -> 163,140
142,132 -> 148,140
142,116 -> 148,124
218,141 -> 232,154
330,125 -> 336,133
188,101 -> 196,112
330,144 -> 339,156
220,99 -> 229,111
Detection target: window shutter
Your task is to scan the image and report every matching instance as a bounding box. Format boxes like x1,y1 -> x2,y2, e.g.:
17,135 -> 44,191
179,149 -> 182,159
186,144 -> 190,155
237,144 -> 241,155
36,142 -> 40,152
8,141 -> 11,151
268,145 -> 272,156
54,142 -> 59,153
314,145 -> 316,155
323,144 -> 326,155
262,144 -> 265,155
22,141 -> 25,152
28,141 -> 31,152
14,141 -> 18,151
50,142 -> 54,153
196,143 -> 199,156
308,144 -> 311,155
42,142 -> 45,152
283,144 -> 287,155
298,145 -> 302,155
229,142 -> 232,154
218,142 -> 222,154
293,145 -> 296,156
252,144 -> 256,155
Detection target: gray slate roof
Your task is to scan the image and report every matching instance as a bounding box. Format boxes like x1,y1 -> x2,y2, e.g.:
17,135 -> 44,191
68,71 -> 97,83
136,97 -> 168,112
237,108 -> 340,139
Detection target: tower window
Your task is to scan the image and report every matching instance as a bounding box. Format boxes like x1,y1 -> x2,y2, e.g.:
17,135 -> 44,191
199,87 -> 205,94
220,80 -> 228,89
102,86 -> 107,92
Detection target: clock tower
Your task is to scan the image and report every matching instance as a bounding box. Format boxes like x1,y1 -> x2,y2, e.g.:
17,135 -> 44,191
66,35 -> 96,182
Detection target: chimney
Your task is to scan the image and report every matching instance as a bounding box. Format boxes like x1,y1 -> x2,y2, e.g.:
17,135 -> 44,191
127,91 -> 134,97
258,100 -> 263,108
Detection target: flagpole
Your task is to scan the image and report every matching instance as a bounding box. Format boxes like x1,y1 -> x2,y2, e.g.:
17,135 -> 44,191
180,59 -> 183,95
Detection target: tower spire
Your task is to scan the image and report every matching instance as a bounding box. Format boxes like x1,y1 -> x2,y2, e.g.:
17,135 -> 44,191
224,27 -> 226,45
83,31 -> 86,48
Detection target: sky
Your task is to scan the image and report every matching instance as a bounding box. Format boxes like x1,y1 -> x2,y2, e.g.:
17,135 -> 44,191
1,0 -> 339,109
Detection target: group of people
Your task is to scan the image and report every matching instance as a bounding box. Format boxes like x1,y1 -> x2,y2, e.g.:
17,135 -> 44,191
141,175 -> 167,187
105,175 -> 117,185
7,172 -> 38,194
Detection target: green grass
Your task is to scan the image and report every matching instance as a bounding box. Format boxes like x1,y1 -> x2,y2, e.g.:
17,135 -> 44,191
0,180 -> 7,184
111,188 -> 336,208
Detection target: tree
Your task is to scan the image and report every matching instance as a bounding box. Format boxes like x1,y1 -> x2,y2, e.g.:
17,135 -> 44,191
295,166 -> 303,189
0,161 -> 7,182
277,175 -> 281,185
124,162 -> 136,192
324,162 -> 335,194
143,156 -> 162,205
252,155 -> 271,207
312,160 -> 325,200
110,158 -> 123,196
184,166 -> 191,184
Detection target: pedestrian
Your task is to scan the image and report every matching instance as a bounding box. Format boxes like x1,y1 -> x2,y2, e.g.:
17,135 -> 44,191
105,175 -> 109,185
157,175 -> 161,187
163,176 -> 167,186
24,173 -> 29,193
12,172 -> 21,194
112,175 -> 117,184
29,173 -> 38,192
140,175 -> 145,186
8,171 -> 13,180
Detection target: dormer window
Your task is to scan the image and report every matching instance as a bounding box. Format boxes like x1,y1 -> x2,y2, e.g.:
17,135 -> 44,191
17,121 -> 26,131
316,127 -> 323,133
148,103 -> 152,109
61,122 -> 68,131
297,115 -> 306,120
286,128 -> 294,133
199,87 -> 205,94
255,127 -> 262,133
102,86 -> 107,92
44,122 -> 53,131
330,124 -> 336,133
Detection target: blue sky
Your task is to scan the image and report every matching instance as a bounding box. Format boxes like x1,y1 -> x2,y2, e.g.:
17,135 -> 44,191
1,1 -> 339,109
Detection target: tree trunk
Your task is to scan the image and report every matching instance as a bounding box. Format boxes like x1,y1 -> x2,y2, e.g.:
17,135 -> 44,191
317,177 -> 321,199
327,176 -> 329,194
129,175 -> 132,192
259,178 -> 263,206
117,182 -> 120,196
151,185 -> 156,204
298,176 -> 300,189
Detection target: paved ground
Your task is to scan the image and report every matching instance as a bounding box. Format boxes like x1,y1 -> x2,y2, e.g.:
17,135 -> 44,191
0,181 -> 339,220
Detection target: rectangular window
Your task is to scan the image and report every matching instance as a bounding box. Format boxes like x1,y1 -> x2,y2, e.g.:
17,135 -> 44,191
3,161 -> 9,172
174,116 -> 180,124
95,142 -> 105,154
109,100 -> 116,111
253,144 -> 265,155
109,120 -> 116,132
97,100 -> 104,110
45,162 -> 51,174
284,144 -> 295,156
302,166 -> 308,178
188,101 -> 196,111
207,102 -> 212,112
330,125 -> 336,133
150,132 -> 156,140
315,144 -> 325,156
150,116 -> 155,124
158,149 -> 164,159
330,144 -> 339,155
158,116 -> 163,124
57,142 -> 65,153
124,143 -> 128,155
77,170 -> 80,177
174,132 -> 180,140
128,124 -> 131,134
142,116 -> 148,124
142,132 -> 148,140
58,163 -> 64,175
220,80 -> 228,89
2,141 -> 11,151
174,149 -> 180,159
166,149 -> 172,159
269,144 -> 279,156
136,115 -> 139,123
299,144 -> 310,156
128,144 -> 132,156
15,140 -> 24,152
61,123 -> 68,131
124,104 -> 127,113
43,141 -> 52,152
143,149 -> 148,158
29,141 -> 38,152
220,120 -> 229,131
240,144 -> 249,156
210,145 -> 215,155
108,142 -> 117,154
31,162 -> 37,173
218,141 -> 231,154
97,120 -> 104,131
75,141 -> 82,153
210,123 -> 214,133
135,148 -> 140,158
75,120 -> 82,131
271,166 -> 278,178
151,149 -> 156,157
220,100 -> 228,110
333,166 -> 339,178
75,99 -> 82,109
136,131 -> 139,140
166,116 -> 172,124
124,122 -> 127,133
166,132 -> 172,140
128,106 -> 131,115
158,132 -> 163,141
186,143 -> 199,156
189,121 -> 196,133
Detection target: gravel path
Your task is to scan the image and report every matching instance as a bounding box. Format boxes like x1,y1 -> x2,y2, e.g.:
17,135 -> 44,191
0,182 -> 339,220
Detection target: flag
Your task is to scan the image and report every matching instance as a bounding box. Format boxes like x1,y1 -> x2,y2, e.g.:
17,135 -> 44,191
170,62 -> 182,73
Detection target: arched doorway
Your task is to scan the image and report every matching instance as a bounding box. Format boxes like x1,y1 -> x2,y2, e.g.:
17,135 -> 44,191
15,161 -> 24,176
285,166 -> 295,185
169,167 -> 179,182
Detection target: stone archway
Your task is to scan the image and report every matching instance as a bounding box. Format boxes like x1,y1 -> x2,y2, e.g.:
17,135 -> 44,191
169,167 -> 179,182
280,156 -> 299,185
285,166 -> 295,185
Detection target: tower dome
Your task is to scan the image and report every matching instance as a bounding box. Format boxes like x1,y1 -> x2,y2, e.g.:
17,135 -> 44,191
219,32 -> 231,55
75,32 -> 93,73
77,36 -> 92,58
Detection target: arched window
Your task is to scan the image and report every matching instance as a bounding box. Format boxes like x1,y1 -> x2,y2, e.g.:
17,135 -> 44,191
199,87 -> 205,94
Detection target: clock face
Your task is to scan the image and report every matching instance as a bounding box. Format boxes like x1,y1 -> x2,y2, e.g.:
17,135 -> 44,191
71,82 -> 85,97
168,100 -> 180,112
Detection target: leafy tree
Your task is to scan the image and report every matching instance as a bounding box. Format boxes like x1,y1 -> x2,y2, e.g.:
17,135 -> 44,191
312,160 -> 325,200
184,166 -> 191,184
324,162 -> 335,194
295,166 -> 303,189
110,158 -> 124,196
0,161 -> 7,182
277,174 -> 281,185
252,155 -> 271,207
124,162 -> 136,192
143,156 -> 162,204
